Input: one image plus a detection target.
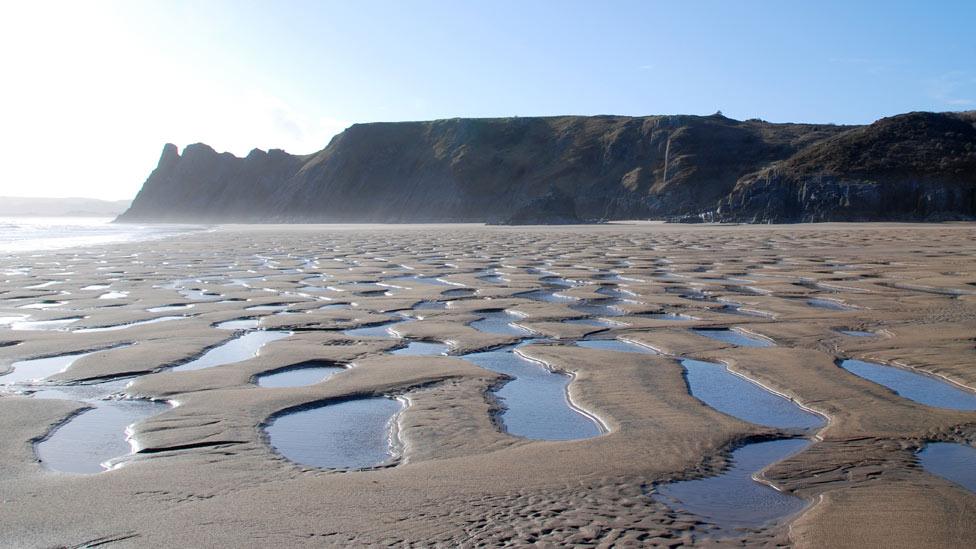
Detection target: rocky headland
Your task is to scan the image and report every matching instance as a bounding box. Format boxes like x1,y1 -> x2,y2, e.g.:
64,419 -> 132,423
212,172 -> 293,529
117,111 -> 976,224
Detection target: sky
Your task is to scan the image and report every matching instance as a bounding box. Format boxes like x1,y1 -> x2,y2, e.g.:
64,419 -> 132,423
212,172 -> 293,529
0,0 -> 974,200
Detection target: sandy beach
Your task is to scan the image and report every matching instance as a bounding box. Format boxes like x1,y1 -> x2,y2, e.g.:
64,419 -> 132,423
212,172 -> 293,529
1,222 -> 975,547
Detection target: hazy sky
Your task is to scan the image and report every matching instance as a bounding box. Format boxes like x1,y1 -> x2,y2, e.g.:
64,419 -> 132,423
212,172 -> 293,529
1,1 -> 974,200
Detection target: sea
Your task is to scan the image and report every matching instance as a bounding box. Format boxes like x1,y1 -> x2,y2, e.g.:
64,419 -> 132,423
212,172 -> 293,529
0,217 -> 206,254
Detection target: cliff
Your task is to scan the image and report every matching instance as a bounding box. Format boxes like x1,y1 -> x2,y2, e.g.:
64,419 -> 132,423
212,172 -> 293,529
715,111 -> 976,222
117,111 -> 976,224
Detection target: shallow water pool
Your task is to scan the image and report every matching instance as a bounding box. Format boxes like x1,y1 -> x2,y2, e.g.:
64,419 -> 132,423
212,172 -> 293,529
216,318 -> 262,330
692,328 -> 775,348
256,362 -> 345,388
36,397 -> 170,473
575,339 -> 658,354
462,344 -> 603,440
266,397 -> 403,469
840,359 -> 976,410
1,349 -> 102,384
391,341 -> 449,356
172,331 -> 290,372
638,312 -> 696,321
468,311 -> 533,336
682,359 -> 824,429
570,299 -> 627,317
344,319 -> 408,338
654,438 -> 810,530
838,329 -> 876,337
146,304 -> 194,313
917,442 -> 976,493
516,289 -> 577,303
807,298 -> 854,311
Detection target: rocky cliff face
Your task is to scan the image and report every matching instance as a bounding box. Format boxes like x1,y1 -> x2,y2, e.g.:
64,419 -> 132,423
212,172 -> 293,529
121,143 -> 307,222
118,111 -> 976,224
497,188 -> 583,225
714,112 -> 976,222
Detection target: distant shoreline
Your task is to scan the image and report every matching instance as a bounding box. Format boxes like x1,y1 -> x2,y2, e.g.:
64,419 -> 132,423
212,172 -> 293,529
0,196 -> 130,218
0,217 -> 205,254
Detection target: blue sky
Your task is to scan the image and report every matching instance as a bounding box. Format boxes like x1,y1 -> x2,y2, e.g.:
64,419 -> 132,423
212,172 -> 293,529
1,0 -> 974,199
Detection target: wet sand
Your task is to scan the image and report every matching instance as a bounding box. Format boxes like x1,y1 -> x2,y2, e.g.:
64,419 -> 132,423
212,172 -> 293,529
1,222 -> 975,547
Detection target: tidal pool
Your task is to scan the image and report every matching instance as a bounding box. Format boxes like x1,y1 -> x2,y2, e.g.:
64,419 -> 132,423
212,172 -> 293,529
917,442 -> 976,493
25,280 -> 61,289
692,328 -> 775,348
216,318 -> 262,330
462,344 -> 603,440
36,396 -> 170,474
146,304 -> 194,313
654,438 -> 810,531
295,285 -> 332,293
256,361 -> 345,388
839,359 -> 976,410
593,273 -> 631,282
575,339 -> 659,354
9,317 -> 84,331
515,289 -> 577,303
391,341 -> 449,356
28,377 -> 130,401
638,312 -> 696,321
838,329 -> 876,337
665,288 -> 709,301
681,359 -> 824,429
179,289 -> 223,301
468,311 -> 533,336
539,276 -> 577,287
595,286 -> 636,299
807,298 -> 854,310
0,315 -> 27,326
563,318 -> 619,328
715,304 -> 773,318
1,349 -> 105,384
172,331 -> 291,372
266,397 -> 404,469
245,303 -> 292,312
477,272 -> 506,283
413,301 -> 448,310
344,318 -> 409,338
570,299 -> 627,317
317,302 -> 351,310
81,284 -> 111,291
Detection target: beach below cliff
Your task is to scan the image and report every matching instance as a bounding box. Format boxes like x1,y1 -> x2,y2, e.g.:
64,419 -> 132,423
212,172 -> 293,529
1,222 -> 974,547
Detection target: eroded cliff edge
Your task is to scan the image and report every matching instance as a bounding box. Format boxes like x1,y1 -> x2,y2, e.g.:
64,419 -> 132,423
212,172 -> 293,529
118,111 -> 976,224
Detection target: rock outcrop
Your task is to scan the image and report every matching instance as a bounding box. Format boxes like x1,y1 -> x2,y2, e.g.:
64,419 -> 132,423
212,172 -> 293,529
117,111 -> 976,224
496,188 -> 583,225
715,112 -> 976,222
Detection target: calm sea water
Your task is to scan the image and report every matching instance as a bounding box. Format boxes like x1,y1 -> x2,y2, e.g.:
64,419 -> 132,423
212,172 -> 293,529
0,217 -> 204,253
